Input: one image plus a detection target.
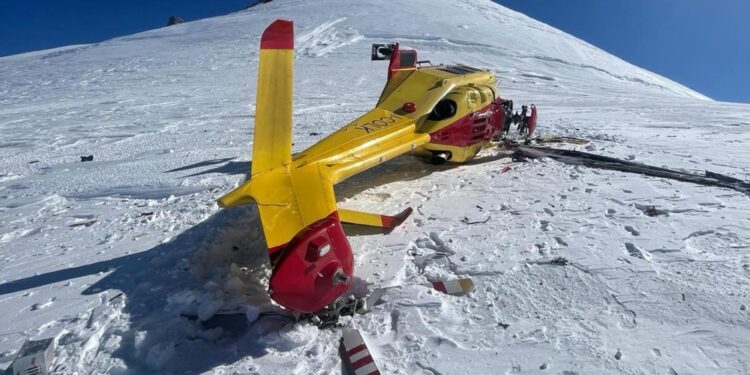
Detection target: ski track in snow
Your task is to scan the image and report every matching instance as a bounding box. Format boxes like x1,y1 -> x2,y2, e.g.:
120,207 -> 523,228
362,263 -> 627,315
1,0 -> 750,374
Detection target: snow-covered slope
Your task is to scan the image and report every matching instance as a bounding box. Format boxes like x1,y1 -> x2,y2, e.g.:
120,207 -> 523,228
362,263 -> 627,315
1,0 -> 749,374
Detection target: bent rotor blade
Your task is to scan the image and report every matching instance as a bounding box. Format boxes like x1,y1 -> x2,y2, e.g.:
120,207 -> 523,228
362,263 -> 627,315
340,328 -> 381,375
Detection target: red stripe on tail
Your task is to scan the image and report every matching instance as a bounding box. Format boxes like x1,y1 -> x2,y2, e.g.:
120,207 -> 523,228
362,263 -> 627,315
260,19 -> 294,50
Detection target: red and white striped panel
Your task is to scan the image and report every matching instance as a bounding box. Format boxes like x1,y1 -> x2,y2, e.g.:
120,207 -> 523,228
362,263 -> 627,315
340,329 -> 380,375
424,278 -> 474,296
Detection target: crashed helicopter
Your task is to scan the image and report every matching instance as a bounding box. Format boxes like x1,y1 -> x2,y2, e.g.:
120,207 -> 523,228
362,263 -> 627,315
218,19 -> 537,314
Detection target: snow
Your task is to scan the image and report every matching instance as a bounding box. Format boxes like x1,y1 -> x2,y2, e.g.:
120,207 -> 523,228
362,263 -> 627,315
1,0 -> 749,373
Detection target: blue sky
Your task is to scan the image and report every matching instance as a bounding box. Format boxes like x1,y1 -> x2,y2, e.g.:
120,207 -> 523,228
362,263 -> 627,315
1,1 -> 748,103
496,0 -> 750,103
0,1 -> 251,54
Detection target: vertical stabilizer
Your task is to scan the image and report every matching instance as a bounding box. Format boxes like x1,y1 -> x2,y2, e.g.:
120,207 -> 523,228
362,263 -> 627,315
252,19 -> 294,176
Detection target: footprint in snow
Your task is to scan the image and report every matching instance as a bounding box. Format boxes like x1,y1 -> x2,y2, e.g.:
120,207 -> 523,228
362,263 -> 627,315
539,220 -> 550,231
624,242 -> 649,260
624,225 -> 640,236
31,297 -> 56,311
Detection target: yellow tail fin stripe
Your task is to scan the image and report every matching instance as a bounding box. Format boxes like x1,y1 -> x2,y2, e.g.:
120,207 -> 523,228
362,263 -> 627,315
338,208 -> 384,227
252,48 -> 294,176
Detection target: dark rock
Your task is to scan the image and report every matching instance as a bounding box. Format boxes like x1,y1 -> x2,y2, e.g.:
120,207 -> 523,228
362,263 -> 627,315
167,16 -> 184,26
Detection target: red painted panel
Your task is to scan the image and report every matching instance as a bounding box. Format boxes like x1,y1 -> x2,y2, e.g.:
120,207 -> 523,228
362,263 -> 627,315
429,99 -> 505,147
380,207 -> 413,232
387,43 -> 417,79
260,19 -> 294,50
526,104 -> 538,136
268,211 -> 353,313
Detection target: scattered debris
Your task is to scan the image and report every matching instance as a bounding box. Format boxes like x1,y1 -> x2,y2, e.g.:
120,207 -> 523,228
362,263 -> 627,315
531,257 -> 569,266
80,155 -> 94,162
12,338 -> 55,375
530,257 -> 593,275
633,204 -> 668,217
461,216 -> 491,225
69,220 -> 97,228
424,278 -> 475,296
532,135 -> 590,145
340,329 -> 380,375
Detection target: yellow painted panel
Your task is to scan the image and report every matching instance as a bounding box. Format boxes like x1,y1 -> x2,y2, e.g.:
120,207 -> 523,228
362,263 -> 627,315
338,208 -> 383,227
252,49 -> 294,176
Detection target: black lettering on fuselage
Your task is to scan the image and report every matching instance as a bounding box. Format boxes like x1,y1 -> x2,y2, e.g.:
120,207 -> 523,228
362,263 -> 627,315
353,114 -> 401,133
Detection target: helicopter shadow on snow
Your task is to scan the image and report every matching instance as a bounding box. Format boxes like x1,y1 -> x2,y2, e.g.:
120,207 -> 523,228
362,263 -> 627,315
336,151 -> 516,235
52,204 -> 283,373
335,149 -> 517,203
161,153 -> 468,238
0,206 -> 270,373
80,202 -> 312,374
161,151 -> 512,241
164,157 -> 249,178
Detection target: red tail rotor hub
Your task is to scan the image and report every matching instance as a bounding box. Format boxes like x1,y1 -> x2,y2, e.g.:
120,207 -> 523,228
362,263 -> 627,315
268,212 -> 353,313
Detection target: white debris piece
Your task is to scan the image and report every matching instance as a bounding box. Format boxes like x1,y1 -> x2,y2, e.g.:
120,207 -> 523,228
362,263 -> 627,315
12,338 -> 55,375
340,329 -> 380,375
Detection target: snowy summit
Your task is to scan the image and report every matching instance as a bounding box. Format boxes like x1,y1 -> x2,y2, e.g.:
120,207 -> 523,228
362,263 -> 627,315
1,0 -> 749,374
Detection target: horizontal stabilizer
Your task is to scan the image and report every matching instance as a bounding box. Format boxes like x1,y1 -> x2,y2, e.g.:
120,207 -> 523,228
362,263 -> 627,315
339,207 -> 413,232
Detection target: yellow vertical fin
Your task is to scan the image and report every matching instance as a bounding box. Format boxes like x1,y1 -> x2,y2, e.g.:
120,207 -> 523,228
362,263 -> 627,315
252,19 -> 294,176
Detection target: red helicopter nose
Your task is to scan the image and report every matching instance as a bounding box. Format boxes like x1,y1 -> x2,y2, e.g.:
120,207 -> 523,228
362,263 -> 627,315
268,212 -> 353,313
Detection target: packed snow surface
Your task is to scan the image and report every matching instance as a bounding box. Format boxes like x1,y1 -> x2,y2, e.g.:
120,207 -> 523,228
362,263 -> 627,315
1,0 -> 749,374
